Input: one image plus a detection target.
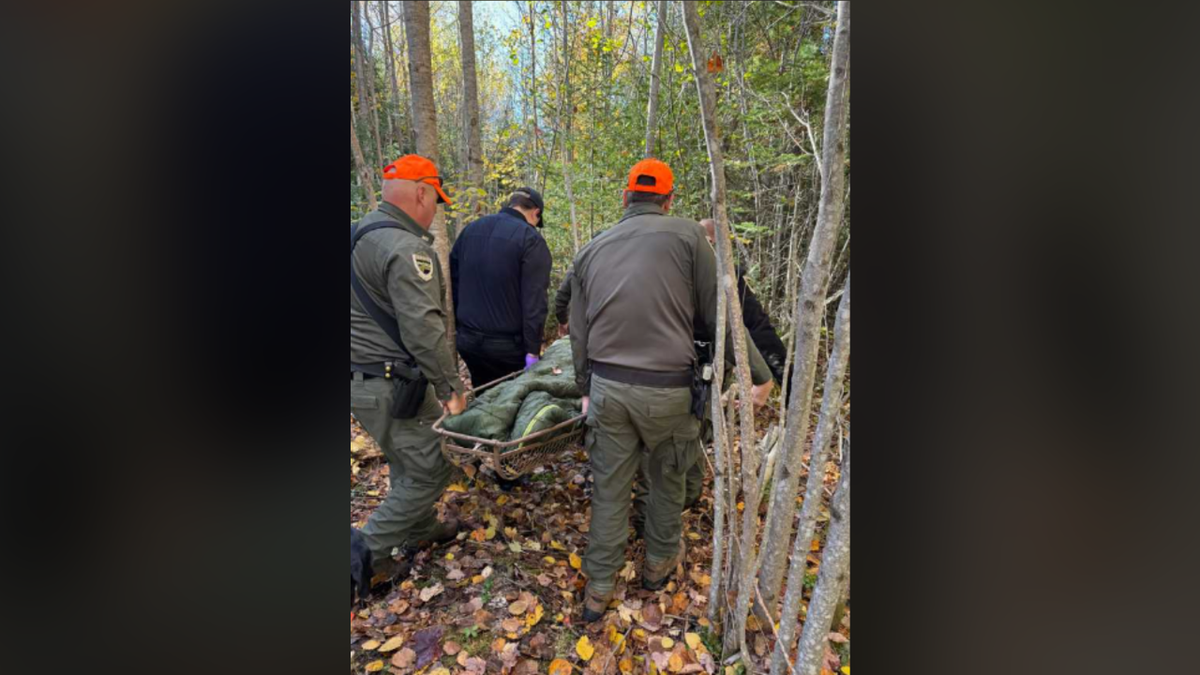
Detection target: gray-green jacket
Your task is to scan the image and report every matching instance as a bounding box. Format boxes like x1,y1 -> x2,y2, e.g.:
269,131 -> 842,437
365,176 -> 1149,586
351,203 -> 463,401
569,203 -> 771,392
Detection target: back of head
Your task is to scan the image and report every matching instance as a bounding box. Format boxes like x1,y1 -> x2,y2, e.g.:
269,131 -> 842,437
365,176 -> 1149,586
700,219 -> 717,243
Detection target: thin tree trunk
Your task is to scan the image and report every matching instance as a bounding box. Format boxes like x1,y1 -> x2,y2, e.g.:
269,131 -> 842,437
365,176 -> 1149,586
761,0 -> 851,620
405,0 -> 458,354
768,4 -> 852,672
559,1 -> 581,254
382,1 -> 402,149
351,99 -> 378,212
529,0 -> 541,185
459,1 -> 485,218
682,0 -> 759,657
789,438 -> 850,675
762,275 -> 850,629
352,1 -> 368,124
644,0 -> 668,158
361,1 -> 385,167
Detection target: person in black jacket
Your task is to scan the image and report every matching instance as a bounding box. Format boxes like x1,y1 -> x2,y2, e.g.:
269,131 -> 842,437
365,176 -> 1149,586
451,188 -> 553,388
700,220 -> 791,392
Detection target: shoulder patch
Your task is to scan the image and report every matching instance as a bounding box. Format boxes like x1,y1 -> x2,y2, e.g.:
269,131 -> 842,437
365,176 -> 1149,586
412,253 -> 435,282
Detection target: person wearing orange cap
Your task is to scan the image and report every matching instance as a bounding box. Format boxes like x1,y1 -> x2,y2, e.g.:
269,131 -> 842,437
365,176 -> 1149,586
351,155 -> 468,592
568,159 -> 776,622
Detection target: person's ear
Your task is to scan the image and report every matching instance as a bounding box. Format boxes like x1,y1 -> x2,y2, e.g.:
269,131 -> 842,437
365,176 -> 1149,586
622,191 -> 631,208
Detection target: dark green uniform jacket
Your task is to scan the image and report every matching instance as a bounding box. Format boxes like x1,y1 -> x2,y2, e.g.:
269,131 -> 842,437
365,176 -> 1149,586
351,202 -> 463,402
569,203 -> 771,392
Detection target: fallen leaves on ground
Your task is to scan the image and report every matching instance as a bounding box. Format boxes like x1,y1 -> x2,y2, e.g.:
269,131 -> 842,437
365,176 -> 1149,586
350,413 -> 850,674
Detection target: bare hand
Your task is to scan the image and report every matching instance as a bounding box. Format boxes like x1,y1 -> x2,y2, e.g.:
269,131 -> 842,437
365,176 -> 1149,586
444,391 -> 468,416
581,396 -> 590,416
750,382 -> 775,408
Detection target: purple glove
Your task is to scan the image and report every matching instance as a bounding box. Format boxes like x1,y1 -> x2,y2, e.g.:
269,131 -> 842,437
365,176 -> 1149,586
525,354 -> 541,370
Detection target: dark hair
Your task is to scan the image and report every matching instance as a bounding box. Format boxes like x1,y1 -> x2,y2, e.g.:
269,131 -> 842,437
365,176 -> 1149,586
627,191 -> 673,207
506,193 -> 539,212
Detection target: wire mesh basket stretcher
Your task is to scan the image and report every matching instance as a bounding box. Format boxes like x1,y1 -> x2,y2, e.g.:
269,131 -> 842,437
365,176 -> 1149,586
432,370 -> 587,480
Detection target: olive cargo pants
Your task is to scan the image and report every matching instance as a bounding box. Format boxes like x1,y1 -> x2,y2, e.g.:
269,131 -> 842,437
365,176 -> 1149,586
351,374 -> 451,562
584,376 -> 702,593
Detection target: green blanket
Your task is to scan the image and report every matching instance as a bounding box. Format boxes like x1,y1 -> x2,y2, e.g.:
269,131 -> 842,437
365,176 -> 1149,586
443,339 -> 583,442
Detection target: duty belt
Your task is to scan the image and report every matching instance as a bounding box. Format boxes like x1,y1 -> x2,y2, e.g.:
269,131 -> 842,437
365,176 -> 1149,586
350,360 -> 419,381
593,362 -> 692,389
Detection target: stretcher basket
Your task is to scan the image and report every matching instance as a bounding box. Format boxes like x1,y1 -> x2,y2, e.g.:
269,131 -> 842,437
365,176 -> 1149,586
433,371 -> 587,480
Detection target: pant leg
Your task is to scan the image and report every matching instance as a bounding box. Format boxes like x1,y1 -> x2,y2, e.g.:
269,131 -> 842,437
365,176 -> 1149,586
351,378 -> 451,560
628,386 -> 701,567
685,453 -> 706,508
632,452 -> 650,534
582,377 -> 643,593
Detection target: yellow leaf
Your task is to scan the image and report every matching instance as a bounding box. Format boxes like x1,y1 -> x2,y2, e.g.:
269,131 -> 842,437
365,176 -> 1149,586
485,526 -> 497,541
379,636 -> 406,653
842,669 -> 851,675
661,637 -> 675,649
549,659 -> 573,675
497,495 -> 510,506
570,553 -> 583,570
811,539 -> 822,552
577,636 -> 596,661
619,657 -> 634,674
685,633 -> 704,651
526,603 -> 545,629
362,640 -> 381,651
551,540 -> 567,551
365,661 -> 384,673
447,483 -> 467,493
505,527 -> 518,540
544,556 -> 558,566
669,653 -> 685,672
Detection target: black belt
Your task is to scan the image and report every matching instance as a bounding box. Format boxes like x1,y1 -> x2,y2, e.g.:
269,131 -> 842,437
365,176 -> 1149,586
350,361 -> 417,381
593,362 -> 692,389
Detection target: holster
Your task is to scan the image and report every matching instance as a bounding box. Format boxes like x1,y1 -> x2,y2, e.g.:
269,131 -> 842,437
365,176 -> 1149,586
691,342 -> 715,421
385,360 -> 429,420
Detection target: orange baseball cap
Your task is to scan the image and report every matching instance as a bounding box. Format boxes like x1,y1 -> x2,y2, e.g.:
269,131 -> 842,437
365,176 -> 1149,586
626,158 -> 675,195
382,155 -> 452,205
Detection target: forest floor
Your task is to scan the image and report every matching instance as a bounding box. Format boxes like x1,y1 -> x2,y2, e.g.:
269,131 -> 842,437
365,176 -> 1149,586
350,404 -> 850,675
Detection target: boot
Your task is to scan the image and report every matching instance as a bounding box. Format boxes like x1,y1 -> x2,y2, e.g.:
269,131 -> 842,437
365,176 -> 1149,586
582,584 -> 614,624
643,539 -> 687,592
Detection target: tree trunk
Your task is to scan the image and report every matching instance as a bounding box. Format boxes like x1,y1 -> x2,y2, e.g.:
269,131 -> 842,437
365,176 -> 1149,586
351,99 -> 378,212
762,275 -> 850,629
458,1 -> 485,219
768,3 -> 852,672
405,0 -> 457,353
361,2 -> 385,167
789,438 -> 850,675
528,1 -> 541,186
760,0 -> 851,620
382,1 -> 402,149
682,0 -> 759,657
559,1 -> 580,254
351,1 -> 367,124
644,0 -> 668,158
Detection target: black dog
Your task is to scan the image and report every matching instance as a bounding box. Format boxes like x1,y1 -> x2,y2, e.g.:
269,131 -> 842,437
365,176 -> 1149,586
351,528 -> 373,605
